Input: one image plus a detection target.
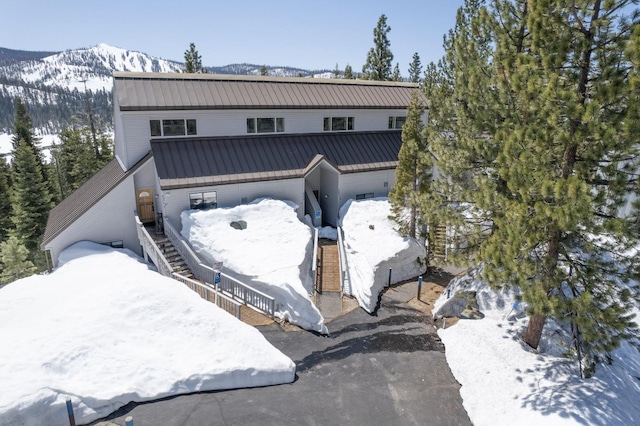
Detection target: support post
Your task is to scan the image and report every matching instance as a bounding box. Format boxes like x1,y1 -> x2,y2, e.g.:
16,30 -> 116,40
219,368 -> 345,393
125,416 -> 134,426
66,399 -> 76,426
417,276 -> 423,301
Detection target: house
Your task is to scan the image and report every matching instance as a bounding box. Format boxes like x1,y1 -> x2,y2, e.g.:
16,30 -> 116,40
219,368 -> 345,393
41,72 -> 427,268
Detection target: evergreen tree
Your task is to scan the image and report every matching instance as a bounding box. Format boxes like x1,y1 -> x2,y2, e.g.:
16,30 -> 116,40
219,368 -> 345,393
362,14 -> 394,80
0,157 -> 13,243
344,64 -> 354,79
333,63 -> 340,78
392,63 -> 402,81
183,42 -> 207,73
260,65 -> 268,76
408,52 -> 422,83
390,91 -> 431,239
50,126 -> 113,199
425,0 -> 640,375
10,137 -> 52,264
0,236 -> 36,283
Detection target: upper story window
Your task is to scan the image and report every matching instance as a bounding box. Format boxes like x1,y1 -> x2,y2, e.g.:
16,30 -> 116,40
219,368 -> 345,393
324,116 -> 354,131
247,117 -> 285,133
150,119 -> 197,137
388,116 -> 406,129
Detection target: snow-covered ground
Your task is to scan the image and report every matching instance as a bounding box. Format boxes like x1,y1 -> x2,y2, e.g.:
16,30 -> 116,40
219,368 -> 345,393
2,197 -> 639,425
434,266 -> 640,425
0,132 -> 59,161
339,198 -> 426,312
0,242 -> 295,426
181,198 -> 328,334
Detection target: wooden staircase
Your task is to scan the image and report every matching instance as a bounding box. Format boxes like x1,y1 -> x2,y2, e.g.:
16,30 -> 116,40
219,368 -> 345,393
316,239 -> 341,293
154,236 -> 195,280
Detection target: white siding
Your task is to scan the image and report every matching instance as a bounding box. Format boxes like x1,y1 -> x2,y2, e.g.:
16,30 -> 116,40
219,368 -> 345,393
45,176 -> 139,267
117,108 -> 410,170
160,178 -> 305,231
338,170 -> 397,209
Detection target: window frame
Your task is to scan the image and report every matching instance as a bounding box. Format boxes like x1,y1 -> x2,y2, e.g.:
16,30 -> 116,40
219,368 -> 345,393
246,117 -> 285,134
355,192 -> 374,200
189,191 -> 217,210
323,116 -> 355,132
388,116 -> 406,130
150,119 -> 197,137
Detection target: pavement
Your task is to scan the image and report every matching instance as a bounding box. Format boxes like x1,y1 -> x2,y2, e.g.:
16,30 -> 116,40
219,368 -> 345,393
92,270 -> 471,426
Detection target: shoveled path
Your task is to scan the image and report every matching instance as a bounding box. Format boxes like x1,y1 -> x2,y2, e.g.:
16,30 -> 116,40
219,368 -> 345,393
93,276 -> 471,426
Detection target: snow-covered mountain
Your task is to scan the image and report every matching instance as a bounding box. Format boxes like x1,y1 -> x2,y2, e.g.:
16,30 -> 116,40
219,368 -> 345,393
0,43 -> 330,133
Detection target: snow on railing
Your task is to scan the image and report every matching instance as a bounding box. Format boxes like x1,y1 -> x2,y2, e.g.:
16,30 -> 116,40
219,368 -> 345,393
337,226 -> 351,296
312,227 -> 319,294
163,216 -> 275,318
135,214 -> 173,278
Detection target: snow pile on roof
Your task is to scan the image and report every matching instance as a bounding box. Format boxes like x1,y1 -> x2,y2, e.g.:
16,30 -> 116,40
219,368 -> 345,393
0,242 -> 295,426
435,266 -> 640,425
339,198 -> 426,313
181,198 -> 328,334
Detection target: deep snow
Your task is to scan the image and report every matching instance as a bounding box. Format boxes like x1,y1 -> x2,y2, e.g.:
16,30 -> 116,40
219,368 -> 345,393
0,242 -> 295,426
2,197 -> 638,425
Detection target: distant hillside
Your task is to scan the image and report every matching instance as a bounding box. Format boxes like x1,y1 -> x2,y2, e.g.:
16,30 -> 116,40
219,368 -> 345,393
0,44 -> 331,134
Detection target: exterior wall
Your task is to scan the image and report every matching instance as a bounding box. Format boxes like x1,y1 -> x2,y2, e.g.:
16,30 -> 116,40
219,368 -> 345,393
45,176 -> 139,268
160,178 -> 305,231
113,89 -> 127,168
117,108 -> 409,170
320,165 -> 341,226
338,169 -> 397,214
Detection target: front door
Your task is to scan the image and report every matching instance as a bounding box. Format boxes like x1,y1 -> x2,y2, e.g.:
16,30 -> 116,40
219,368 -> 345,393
136,189 -> 155,223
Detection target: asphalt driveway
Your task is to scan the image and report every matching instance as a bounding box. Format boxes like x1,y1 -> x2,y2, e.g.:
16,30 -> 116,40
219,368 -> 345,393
93,279 -> 471,426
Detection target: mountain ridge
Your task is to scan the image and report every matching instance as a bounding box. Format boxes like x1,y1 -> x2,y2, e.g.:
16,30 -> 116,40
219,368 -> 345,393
0,43 -> 332,133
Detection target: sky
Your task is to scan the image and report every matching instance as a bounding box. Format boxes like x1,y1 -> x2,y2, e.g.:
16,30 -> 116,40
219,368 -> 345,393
2,198 -> 638,424
0,0 -> 465,74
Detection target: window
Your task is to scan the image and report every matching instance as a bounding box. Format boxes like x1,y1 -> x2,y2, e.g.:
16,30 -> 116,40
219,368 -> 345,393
356,193 -> 374,200
150,119 -> 197,137
247,117 -> 285,133
189,191 -> 217,210
388,116 -> 406,129
323,116 -> 354,131
101,240 -> 124,249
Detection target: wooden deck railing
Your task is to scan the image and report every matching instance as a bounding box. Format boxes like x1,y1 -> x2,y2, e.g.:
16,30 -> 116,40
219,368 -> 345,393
172,273 -> 242,319
163,217 -> 276,318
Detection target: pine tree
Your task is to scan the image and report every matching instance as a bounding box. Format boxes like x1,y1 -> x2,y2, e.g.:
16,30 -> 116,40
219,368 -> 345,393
390,91 -> 432,239
183,42 -> 207,73
362,14 -> 394,81
344,64 -> 354,79
333,63 -> 340,78
260,65 -> 268,76
0,236 -> 36,283
0,157 -> 13,243
426,0 -> 640,375
408,52 -> 422,83
11,137 -> 52,263
391,63 -> 402,81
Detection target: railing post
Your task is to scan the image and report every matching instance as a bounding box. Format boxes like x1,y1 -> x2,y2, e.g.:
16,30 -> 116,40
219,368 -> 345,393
66,399 -> 76,426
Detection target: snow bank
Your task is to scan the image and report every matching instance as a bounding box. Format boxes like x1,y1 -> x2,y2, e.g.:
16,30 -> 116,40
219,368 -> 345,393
0,242 -> 295,426
339,198 -> 426,313
181,198 -> 328,334
435,267 -> 640,425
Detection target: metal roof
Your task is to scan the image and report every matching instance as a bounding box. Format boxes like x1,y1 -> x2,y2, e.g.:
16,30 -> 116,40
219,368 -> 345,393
151,131 -> 402,189
41,154 -> 153,249
114,72 -> 426,111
